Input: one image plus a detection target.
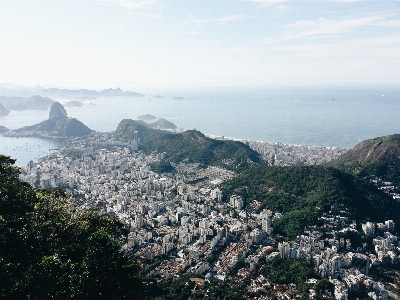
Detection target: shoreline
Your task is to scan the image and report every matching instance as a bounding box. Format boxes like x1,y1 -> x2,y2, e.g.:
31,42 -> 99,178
204,133 -> 351,150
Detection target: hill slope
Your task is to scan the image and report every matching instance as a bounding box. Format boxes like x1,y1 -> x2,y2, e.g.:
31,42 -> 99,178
339,134 -> 400,165
334,134 -> 400,184
113,119 -> 262,171
113,119 -> 169,143
221,165 -> 399,238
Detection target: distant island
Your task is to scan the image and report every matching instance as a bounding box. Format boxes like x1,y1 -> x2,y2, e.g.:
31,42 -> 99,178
64,100 -> 84,107
173,97 -> 184,100
137,114 -> 157,121
0,83 -> 145,99
153,95 -> 163,98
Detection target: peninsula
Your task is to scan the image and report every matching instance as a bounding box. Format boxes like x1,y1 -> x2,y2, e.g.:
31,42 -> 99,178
4,102 -> 93,138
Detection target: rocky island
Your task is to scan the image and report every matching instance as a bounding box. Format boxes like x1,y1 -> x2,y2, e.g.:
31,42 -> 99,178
64,100 -> 84,107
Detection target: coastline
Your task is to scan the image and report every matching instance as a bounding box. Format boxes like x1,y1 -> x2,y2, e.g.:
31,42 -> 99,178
205,133 -> 350,150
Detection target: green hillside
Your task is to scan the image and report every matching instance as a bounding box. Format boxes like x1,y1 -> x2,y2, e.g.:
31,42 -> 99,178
221,165 -> 399,238
334,134 -> 400,185
114,119 -> 168,142
114,120 -> 262,171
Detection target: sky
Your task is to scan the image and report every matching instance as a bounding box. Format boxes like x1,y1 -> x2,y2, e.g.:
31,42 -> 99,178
1,0 -> 400,92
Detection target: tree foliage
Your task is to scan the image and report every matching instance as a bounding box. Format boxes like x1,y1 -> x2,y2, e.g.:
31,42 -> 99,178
221,165 -> 400,237
0,155 -> 144,299
114,120 -> 261,172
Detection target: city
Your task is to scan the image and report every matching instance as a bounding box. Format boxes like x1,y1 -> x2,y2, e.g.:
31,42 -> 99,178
18,132 -> 400,300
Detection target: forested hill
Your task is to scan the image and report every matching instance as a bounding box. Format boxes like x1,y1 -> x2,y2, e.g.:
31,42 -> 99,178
334,134 -> 400,185
113,119 -> 169,143
221,165 -> 399,238
114,119 -> 262,171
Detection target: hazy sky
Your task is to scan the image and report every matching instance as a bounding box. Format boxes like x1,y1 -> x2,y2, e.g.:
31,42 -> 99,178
1,0 -> 399,91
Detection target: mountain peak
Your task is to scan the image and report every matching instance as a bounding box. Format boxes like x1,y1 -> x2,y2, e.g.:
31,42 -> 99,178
49,102 -> 68,119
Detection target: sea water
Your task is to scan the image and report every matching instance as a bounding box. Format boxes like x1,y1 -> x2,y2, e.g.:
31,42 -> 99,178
66,87 -> 400,147
1,87 -> 399,166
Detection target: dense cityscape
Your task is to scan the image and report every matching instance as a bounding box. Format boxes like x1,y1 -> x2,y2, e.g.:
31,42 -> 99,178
16,131 -> 400,300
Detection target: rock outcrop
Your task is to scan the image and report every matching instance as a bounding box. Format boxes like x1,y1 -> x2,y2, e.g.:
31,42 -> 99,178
49,102 -> 68,119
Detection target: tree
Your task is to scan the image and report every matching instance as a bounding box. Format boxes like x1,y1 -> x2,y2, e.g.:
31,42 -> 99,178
0,155 -> 145,299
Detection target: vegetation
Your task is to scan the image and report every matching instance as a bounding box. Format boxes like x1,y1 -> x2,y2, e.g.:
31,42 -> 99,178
0,155 -> 144,299
334,160 -> 400,186
113,119 -> 169,143
334,134 -> 400,185
221,165 -> 400,238
263,258 -> 315,284
147,274 -> 244,300
114,120 -> 262,172
61,148 -> 84,160
141,130 -> 262,171
149,161 -> 175,173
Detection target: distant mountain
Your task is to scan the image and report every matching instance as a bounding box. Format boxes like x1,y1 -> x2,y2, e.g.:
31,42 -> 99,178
114,119 -> 261,171
0,95 -> 55,110
36,88 -> 99,99
149,118 -> 177,130
334,134 -> 400,184
12,102 -> 92,137
35,87 -> 145,99
0,103 -> 10,117
0,83 -> 33,97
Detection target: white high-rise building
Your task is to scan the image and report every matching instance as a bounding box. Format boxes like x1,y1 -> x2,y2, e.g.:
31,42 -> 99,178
230,195 -> 244,210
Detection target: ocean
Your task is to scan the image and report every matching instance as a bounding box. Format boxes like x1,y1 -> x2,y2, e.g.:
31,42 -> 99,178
1,87 -> 399,166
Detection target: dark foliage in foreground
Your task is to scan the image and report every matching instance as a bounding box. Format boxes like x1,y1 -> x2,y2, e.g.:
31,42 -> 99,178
0,155 -> 144,299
